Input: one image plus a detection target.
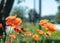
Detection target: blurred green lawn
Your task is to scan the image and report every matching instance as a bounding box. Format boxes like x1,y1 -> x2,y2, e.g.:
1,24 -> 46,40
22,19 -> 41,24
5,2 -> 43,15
22,23 -> 60,40
4,23 -> 60,43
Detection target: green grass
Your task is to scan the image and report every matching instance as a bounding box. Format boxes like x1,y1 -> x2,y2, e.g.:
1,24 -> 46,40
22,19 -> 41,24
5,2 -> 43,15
22,23 -> 39,34
51,30 -> 60,39
5,23 -> 60,43
22,23 -> 60,39
0,23 -> 60,43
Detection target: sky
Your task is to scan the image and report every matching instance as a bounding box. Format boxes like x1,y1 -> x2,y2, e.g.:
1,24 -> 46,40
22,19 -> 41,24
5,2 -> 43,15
13,0 -> 59,17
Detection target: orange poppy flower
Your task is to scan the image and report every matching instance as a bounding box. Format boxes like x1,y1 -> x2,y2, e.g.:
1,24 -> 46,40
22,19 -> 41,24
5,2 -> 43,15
13,18 -> 22,25
32,34 -> 39,40
5,15 -> 22,26
5,15 -> 17,26
38,29 -> 43,34
5,15 -> 16,21
39,19 -> 49,26
0,23 -> 3,28
5,41 -> 11,43
9,34 -> 16,39
6,21 -> 13,26
45,23 -> 55,32
24,32 -> 31,36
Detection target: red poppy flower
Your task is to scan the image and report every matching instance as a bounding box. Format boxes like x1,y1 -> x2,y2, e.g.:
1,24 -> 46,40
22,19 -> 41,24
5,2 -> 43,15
0,23 -> 3,28
5,41 -> 11,43
14,26 -> 22,33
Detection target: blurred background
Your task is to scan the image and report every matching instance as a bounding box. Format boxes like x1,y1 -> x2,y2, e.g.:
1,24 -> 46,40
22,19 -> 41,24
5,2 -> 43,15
0,0 -> 60,41
10,0 -> 60,24
0,0 -> 60,29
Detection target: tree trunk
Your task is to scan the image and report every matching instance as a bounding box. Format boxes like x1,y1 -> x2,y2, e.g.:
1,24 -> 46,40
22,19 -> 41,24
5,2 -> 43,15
2,0 -> 14,18
0,0 -> 14,42
2,0 -> 14,42
0,0 -> 4,18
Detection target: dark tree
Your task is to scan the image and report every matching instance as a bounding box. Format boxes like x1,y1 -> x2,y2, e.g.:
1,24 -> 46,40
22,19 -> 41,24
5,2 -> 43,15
2,0 -> 14,18
0,0 -> 4,18
0,0 -> 14,42
28,9 -> 39,23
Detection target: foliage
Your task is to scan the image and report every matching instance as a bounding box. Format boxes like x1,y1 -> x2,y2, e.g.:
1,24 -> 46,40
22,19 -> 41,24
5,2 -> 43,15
42,15 -> 56,24
3,16 -> 56,43
0,0 -> 1,3
55,0 -> 60,4
55,11 -> 60,23
28,9 -> 39,23
42,15 -> 55,20
0,18 -> 60,43
11,6 -> 25,21
55,0 -> 60,23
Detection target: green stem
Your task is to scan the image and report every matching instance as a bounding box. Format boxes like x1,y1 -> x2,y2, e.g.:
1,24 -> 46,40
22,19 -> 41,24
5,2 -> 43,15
43,39 -> 45,43
1,39 -> 2,43
37,40 -> 38,43
26,37 -> 29,43
35,40 -> 38,43
11,39 -> 12,43
27,41 -> 28,43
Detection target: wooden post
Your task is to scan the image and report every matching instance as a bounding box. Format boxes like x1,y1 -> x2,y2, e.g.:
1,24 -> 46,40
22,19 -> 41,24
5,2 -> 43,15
39,0 -> 41,29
